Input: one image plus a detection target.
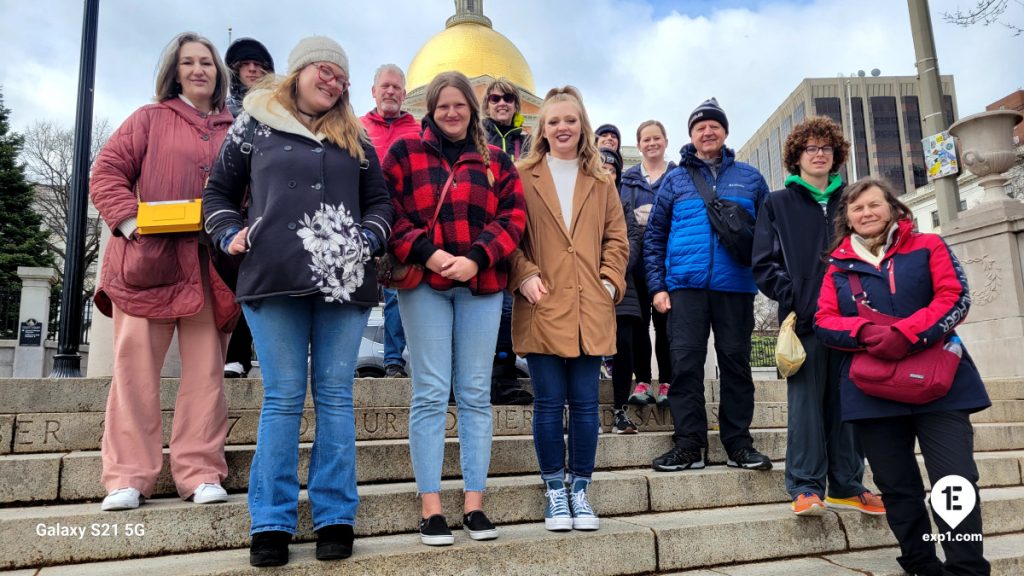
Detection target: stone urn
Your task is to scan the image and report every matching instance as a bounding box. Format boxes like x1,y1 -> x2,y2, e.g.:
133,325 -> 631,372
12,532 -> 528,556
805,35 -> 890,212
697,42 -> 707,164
949,109 -> 1023,204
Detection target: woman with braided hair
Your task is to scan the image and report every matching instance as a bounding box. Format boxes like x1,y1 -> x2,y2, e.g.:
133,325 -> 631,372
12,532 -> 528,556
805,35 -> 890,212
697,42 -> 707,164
382,70 -> 526,546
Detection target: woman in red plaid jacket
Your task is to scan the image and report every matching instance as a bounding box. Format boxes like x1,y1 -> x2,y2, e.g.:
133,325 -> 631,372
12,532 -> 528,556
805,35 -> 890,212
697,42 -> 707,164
382,71 -> 526,546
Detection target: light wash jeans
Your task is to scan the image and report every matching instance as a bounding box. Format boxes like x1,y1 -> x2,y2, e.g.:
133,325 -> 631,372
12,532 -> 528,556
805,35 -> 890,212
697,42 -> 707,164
399,284 -> 502,493
243,296 -> 369,534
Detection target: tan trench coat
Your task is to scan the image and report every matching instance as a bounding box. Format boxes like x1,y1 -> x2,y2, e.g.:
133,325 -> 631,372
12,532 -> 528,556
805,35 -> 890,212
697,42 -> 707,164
509,160 -> 629,358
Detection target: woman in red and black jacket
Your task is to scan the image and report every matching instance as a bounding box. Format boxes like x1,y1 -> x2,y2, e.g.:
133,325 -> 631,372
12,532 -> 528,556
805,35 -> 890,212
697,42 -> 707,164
815,178 -> 990,576
382,71 -> 526,546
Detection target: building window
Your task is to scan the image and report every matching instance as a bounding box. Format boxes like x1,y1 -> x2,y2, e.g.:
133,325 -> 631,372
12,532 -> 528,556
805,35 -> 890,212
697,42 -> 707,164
959,198 -> 967,211
758,139 -> 771,187
931,210 -> 940,228
870,96 -> 906,195
814,97 -> 842,126
769,127 -> 782,189
902,96 -> 929,190
851,97 -> 870,181
782,115 -> 793,144
943,95 -> 956,126
794,102 -> 806,124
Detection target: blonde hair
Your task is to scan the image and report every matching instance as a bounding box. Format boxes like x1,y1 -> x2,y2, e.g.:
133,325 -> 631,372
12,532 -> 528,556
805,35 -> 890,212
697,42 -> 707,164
519,86 -> 609,182
426,71 -> 493,185
154,32 -> 229,110
269,65 -> 367,161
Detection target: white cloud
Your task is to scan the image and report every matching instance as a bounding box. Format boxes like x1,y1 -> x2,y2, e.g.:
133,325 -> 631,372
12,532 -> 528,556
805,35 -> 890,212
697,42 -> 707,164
1,0 -> 1020,156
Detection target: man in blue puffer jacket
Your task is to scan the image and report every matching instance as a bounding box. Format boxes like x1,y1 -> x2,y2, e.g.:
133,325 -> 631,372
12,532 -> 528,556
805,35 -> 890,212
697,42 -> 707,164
644,98 -> 772,473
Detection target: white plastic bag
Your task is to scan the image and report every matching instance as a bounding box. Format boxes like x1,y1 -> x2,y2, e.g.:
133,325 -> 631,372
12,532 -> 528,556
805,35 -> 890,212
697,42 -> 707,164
775,311 -> 806,378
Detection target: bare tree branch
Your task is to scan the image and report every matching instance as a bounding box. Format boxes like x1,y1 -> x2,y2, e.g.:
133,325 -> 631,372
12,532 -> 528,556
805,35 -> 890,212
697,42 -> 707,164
21,119 -> 111,289
943,0 -> 1024,36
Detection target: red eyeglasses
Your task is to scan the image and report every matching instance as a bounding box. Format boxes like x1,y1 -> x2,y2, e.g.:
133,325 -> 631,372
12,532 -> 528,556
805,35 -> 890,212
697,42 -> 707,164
487,93 -> 516,104
315,64 -> 349,89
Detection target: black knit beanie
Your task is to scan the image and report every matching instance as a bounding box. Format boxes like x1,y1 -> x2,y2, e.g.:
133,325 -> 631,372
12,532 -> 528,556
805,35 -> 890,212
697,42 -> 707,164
688,97 -> 729,134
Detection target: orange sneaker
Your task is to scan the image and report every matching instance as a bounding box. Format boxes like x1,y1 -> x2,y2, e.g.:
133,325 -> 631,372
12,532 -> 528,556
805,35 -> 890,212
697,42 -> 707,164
826,491 -> 886,516
792,493 -> 826,516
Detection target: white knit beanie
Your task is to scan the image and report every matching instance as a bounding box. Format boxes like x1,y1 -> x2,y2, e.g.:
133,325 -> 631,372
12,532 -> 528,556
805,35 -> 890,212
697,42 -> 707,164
288,36 -> 349,77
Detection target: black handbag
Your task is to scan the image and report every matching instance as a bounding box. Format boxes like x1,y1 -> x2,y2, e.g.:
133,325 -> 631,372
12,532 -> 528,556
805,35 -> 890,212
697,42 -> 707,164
686,165 -> 755,266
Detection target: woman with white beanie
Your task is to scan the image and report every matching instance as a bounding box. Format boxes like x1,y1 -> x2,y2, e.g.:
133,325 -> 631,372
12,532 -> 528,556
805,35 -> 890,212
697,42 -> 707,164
204,35 -> 393,567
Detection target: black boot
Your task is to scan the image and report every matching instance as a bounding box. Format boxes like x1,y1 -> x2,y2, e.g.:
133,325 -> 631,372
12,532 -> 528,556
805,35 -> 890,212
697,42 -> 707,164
491,347 -> 533,405
315,524 -> 354,560
249,530 -> 290,567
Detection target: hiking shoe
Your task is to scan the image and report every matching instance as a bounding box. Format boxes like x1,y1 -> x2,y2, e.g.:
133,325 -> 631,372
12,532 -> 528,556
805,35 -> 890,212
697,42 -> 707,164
569,479 -> 600,530
384,364 -> 408,378
656,383 -> 670,407
543,479 -> 573,531
726,447 -> 773,471
223,362 -> 247,378
101,487 -> 143,511
826,491 -> 886,516
492,379 -> 534,405
315,524 -> 353,560
628,382 -> 655,405
462,510 -> 498,541
192,483 -> 228,504
250,530 -> 290,567
612,408 -> 638,434
419,514 -> 454,546
652,445 -> 705,471
792,493 -> 826,516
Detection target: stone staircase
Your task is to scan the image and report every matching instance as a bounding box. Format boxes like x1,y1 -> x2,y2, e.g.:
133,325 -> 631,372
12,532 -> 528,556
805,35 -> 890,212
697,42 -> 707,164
2,377 -> 1023,575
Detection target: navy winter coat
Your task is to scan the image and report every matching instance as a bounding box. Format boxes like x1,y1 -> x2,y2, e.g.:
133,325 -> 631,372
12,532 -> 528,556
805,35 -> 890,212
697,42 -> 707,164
814,219 -> 991,421
752,180 -> 843,335
643,144 -> 768,295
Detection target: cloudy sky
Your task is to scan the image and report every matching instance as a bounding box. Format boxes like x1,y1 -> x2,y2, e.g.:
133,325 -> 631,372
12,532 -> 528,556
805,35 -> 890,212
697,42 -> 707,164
1,0 -> 1021,151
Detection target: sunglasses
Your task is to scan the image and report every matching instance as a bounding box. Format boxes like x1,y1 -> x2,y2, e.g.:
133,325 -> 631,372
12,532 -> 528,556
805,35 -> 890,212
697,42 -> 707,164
487,93 -> 516,104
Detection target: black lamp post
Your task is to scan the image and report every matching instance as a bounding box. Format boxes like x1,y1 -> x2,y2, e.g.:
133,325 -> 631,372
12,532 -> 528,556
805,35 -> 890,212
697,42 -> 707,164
51,0 -> 100,377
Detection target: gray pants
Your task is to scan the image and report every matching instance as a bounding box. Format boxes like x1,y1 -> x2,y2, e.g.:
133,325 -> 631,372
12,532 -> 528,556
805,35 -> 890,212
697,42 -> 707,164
785,332 -> 866,499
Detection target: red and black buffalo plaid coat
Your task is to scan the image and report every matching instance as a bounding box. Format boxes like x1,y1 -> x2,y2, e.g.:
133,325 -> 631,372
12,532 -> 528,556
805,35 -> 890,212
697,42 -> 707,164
382,122 -> 526,295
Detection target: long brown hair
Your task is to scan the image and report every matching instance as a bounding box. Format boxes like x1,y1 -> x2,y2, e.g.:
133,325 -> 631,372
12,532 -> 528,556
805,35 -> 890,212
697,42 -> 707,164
269,66 -> 367,161
830,177 -> 912,253
426,71 -> 493,185
518,86 -> 609,183
154,32 -> 229,111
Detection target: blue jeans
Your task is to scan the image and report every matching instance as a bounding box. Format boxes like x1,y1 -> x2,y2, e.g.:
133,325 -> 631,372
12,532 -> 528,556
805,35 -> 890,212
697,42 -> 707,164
243,296 -> 369,534
527,354 -> 602,483
382,287 -> 406,367
399,285 -> 501,493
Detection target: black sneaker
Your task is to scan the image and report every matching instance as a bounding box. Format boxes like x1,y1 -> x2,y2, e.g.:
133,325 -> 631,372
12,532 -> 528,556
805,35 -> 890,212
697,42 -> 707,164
384,364 -> 408,378
612,408 -> 638,434
419,514 -> 454,546
249,530 -> 290,567
652,445 -> 705,471
315,524 -> 354,560
462,510 -> 498,541
491,378 -> 534,405
727,447 -> 773,471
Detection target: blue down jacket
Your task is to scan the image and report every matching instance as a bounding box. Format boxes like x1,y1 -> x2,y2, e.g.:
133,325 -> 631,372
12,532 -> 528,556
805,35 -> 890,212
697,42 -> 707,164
643,144 -> 768,294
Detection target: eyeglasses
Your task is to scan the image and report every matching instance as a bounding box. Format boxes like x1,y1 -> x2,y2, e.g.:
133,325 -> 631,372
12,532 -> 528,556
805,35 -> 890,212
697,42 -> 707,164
487,93 -> 516,104
315,64 -> 349,89
804,145 -> 834,156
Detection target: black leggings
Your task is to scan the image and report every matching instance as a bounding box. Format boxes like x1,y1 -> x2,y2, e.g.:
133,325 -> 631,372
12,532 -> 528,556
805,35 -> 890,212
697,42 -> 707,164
612,315 -> 638,408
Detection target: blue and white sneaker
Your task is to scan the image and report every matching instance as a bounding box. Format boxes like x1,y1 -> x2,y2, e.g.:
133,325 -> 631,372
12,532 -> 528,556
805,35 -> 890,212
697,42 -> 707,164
569,479 -> 599,530
543,479 -> 572,531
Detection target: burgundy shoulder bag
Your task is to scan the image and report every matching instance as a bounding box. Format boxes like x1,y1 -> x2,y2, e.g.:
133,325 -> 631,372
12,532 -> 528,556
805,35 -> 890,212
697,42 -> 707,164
847,272 -> 959,405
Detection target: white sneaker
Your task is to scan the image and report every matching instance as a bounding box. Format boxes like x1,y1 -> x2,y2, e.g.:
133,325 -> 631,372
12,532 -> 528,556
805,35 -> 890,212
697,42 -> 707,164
101,487 -> 143,511
192,483 -> 228,504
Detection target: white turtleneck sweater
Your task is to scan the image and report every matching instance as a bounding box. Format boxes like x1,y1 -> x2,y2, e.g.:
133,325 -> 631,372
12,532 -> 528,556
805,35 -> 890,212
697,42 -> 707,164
547,154 -> 579,230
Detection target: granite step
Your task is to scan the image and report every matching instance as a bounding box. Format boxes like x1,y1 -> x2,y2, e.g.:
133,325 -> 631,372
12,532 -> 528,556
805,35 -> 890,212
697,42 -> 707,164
5,423 -> 1024,505
670,531 -> 1024,575
10,487 -> 1024,575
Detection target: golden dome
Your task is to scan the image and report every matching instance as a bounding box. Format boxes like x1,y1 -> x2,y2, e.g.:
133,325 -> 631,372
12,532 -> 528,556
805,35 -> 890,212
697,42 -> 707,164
406,21 -> 535,94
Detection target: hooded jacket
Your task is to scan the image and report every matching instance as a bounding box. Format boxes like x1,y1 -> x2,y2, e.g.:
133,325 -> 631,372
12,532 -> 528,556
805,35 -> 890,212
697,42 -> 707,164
483,116 -> 532,162
752,177 -> 843,335
203,89 -> 393,307
90,98 -> 240,331
643,144 -> 769,295
814,219 -> 990,421
224,38 -> 274,117
360,109 -> 420,161
383,117 -> 526,296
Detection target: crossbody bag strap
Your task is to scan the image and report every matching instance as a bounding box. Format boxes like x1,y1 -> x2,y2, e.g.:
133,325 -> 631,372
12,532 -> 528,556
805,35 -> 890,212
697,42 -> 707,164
686,165 -> 716,208
846,271 -> 871,310
426,168 -> 458,232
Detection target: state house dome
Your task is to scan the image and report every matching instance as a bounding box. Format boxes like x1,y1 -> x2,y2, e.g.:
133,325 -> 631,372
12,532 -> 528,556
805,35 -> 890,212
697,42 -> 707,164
406,0 -> 536,93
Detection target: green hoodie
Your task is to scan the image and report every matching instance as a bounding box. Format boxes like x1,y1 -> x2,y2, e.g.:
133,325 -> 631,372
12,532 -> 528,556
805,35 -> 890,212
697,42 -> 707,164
785,172 -> 843,204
